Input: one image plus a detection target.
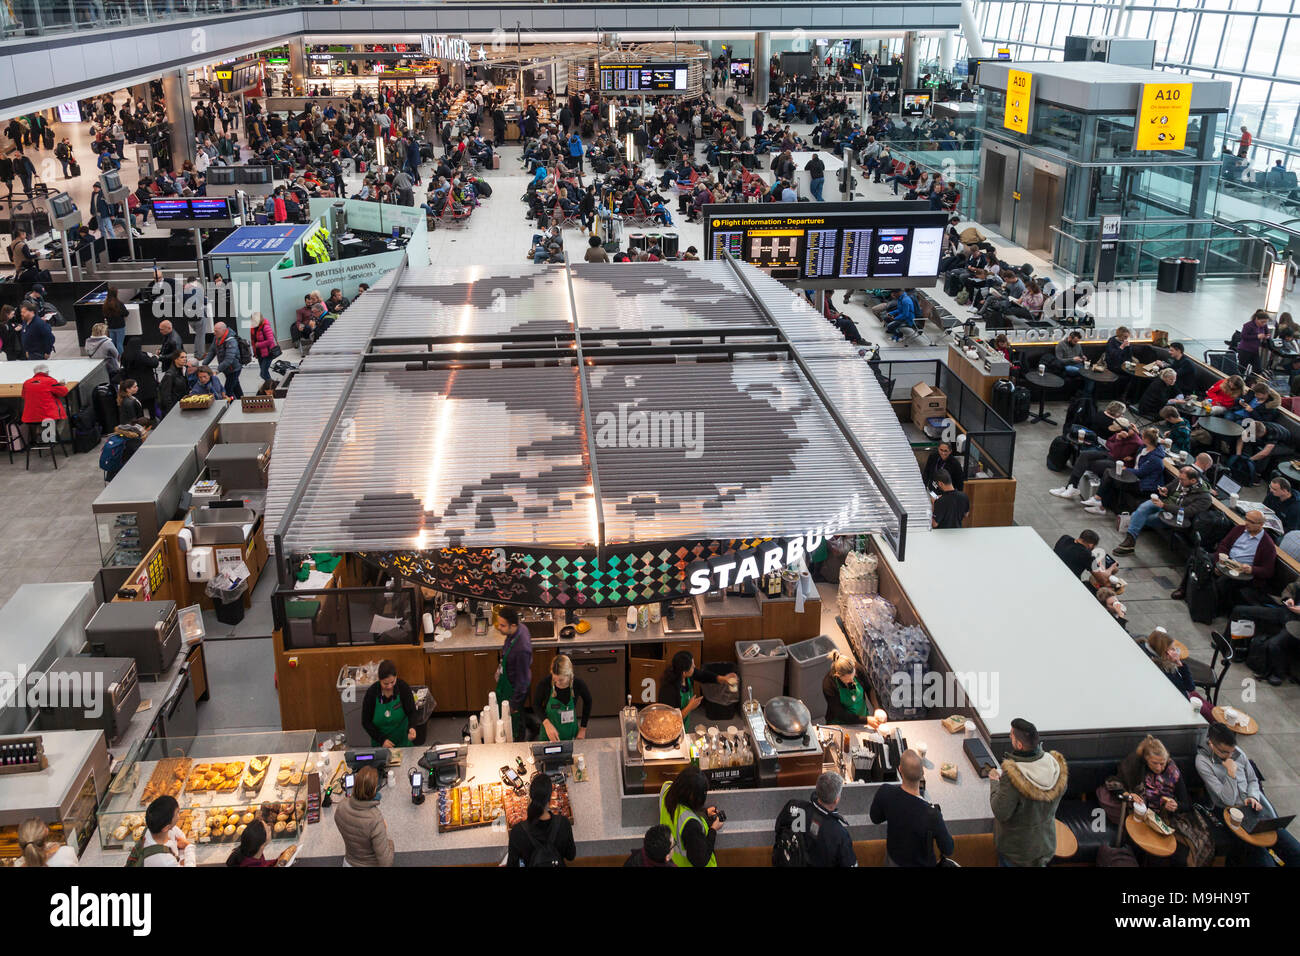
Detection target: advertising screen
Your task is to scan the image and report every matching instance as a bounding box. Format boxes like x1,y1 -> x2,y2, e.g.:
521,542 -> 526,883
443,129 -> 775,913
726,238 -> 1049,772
703,202 -> 949,286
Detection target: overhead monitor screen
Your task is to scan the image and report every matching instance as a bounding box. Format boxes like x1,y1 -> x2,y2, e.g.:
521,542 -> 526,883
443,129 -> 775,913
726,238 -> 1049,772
599,62 -> 689,93
703,202 -> 948,285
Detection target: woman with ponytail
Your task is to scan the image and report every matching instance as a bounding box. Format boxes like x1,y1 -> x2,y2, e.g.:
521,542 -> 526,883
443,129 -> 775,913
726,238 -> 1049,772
225,820 -> 276,867
506,773 -> 575,867
16,818 -> 78,867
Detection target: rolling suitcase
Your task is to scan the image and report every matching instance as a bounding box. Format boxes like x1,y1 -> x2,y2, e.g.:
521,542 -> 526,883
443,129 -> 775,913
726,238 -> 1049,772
1012,385 -> 1031,423
991,379 -> 1015,423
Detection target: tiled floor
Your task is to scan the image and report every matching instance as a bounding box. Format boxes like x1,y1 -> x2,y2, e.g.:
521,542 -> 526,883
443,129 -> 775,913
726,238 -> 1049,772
5,90 -> 1300,833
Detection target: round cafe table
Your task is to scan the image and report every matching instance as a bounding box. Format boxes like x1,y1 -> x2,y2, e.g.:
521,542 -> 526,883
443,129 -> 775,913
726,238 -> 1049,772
1276,460 -> 1300,487
1159,511 -> 1192,532
1024,370 -> 1064,425
1198,415 -> 1244,439
1211,706 -> 1258,735
1081,367 -> 1118,385
1053,818 -> 1078,860
1125,813 -> 1177,857
1224,808 -> 1278,848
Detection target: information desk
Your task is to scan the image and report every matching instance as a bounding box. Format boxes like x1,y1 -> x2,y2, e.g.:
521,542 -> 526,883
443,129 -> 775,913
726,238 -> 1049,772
877,526 -> 1205,761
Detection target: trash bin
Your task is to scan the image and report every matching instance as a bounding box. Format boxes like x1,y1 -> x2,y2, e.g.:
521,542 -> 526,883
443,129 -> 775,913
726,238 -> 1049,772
735,640 -> 788,708
1156,256 -> 1180,294
785,635 -> 837,721
1177,257 -> 1200,293
206,578 -> 248,626
700,662 -> 739,720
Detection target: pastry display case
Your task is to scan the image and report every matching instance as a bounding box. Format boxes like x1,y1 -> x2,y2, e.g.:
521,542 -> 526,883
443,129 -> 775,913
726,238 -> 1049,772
97,731 -> 315,850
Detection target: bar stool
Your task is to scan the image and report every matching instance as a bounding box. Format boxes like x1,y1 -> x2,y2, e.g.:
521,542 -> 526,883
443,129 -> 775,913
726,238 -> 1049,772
0,410 -> 18,465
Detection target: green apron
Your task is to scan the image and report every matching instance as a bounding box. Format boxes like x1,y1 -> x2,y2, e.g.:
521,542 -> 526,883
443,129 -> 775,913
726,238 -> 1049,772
369,690 -> 410,748
542,683 -> 579,741
495,633 -> 525,739
658,782 -> 716,867
837,677 -> 868,719
678,675 -> 695,710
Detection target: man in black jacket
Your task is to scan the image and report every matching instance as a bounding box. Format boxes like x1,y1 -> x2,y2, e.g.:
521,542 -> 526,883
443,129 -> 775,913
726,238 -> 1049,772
869,750 -> 954,866
1054,529 -> 1100,580
1166,342 -> 1198,395
774,772 -> 856,867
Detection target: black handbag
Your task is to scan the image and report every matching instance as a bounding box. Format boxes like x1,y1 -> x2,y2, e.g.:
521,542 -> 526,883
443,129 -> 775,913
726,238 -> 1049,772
267,344 -> 282,360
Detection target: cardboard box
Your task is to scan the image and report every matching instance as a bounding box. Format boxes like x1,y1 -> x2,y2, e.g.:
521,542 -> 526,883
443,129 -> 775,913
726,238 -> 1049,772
911,383 -> 946,430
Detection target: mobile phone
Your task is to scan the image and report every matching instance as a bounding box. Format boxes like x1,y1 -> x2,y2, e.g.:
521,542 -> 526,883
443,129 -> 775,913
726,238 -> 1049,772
343,773 -> 355,795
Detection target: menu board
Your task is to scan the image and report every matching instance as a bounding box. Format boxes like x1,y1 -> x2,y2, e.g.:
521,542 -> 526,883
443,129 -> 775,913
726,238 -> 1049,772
599,62 -> 689,93
703,202 -> 949,286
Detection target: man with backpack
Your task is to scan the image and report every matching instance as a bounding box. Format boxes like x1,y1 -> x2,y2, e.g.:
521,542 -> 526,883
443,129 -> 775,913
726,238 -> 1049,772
127,796 -> 195,867
773,771 -> 856,867
201,321 -> 245,399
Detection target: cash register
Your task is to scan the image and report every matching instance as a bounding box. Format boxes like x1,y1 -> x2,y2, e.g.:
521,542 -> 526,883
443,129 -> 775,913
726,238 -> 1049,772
417,744 -> 467,788
531,741 -> 573,781
344,747 -> 390,788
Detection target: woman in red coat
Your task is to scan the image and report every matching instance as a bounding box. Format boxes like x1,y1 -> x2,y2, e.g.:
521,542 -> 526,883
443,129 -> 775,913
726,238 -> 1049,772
20,364 -> 69,427
249,311 -> 280,384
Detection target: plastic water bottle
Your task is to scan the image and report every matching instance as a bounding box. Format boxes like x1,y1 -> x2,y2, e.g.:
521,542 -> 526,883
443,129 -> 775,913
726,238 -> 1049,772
1178,506 -> 1185,527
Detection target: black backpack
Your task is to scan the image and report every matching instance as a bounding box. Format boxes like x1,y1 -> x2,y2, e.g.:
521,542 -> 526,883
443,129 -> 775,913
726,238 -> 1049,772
1184,546 -> 1217,624
1046,435 -> 1073,472
236,335 -> 252,366
772,800 -> 812,867
523,822 -> 563,867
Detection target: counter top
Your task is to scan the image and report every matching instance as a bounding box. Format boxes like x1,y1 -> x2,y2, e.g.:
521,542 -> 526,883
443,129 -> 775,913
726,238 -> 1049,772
425,604 -> 704,654
0,730 -> 106,826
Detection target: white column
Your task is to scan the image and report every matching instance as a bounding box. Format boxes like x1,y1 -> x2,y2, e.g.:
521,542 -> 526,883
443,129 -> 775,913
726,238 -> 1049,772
940,31 -> 956,72
959,0 -> 987,59
754,32 -> 769,103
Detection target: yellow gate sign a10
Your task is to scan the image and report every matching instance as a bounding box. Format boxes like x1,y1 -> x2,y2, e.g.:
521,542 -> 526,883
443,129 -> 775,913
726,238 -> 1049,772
1136,82 -> 1192,150
1003,69 -> 1032,134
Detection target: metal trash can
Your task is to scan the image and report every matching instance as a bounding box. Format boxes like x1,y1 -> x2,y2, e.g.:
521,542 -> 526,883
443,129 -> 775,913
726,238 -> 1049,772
661,232 -> 680,259
785,635 -> 837,721
1156,256 -> 1181,294
206,578 -> 248,626
735,640 -> 788,707
1177,257 -> 1200,293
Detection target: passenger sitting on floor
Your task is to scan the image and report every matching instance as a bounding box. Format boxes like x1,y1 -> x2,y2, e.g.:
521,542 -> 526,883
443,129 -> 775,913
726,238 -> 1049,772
1158,405 -> 1192,454
1085,427 -> 1166,517
1144,627 -> 1213,718
1137,369 -> 1179,420
1095,587 -> 1130,630
1197,721 -> 1300,867
1113,465 -> 1212,555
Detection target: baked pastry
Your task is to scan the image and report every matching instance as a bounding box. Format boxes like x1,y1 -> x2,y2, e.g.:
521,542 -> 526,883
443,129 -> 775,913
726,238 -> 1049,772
274,821 -> 286,834
131,826 -> 145,841
113,825 -> 129,841
940,762 -> 958,781
276,770 -> 292,786
236,824 -> 246,838
223,824 -> 235,837
241,812 -> 254,825
276,812 -> 288,823
250,756 -> 269,773
285,820 -> 297,833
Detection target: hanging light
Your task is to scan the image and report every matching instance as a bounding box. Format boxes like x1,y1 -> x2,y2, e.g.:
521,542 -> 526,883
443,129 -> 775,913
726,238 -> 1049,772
1265,260 -> 1288,314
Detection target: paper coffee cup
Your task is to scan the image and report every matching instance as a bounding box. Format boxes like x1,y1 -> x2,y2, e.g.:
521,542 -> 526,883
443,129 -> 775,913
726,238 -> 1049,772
1229,807 -> 1244,826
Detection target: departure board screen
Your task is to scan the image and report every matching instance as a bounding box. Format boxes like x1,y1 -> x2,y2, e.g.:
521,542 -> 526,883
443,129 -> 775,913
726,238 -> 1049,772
599,62 -> 689,93
702,202 -> 949,286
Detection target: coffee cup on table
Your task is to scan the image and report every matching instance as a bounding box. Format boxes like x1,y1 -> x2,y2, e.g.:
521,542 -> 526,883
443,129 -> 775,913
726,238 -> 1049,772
1229,807 -> 1244,826
1133,800 -> 1147,819
1037,363 -> 1046,376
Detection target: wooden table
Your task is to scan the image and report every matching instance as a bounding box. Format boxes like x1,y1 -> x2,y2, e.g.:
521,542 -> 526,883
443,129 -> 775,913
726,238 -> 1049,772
1211,706 -> 1258,734
1172,638 -> 1190,660
1224,808 -> 1278,848
0,358 -> 106,401
1053,818 -> 1078,860
1125,813 -> 1177,857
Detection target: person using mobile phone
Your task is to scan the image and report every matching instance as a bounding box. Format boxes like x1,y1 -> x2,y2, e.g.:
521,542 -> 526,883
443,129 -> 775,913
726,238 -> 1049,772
658,766 -> 721,868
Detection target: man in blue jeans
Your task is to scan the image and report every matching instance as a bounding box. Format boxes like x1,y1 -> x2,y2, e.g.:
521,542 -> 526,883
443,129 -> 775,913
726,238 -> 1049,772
1112,466 -> 1212,556
805,153 -> 826,202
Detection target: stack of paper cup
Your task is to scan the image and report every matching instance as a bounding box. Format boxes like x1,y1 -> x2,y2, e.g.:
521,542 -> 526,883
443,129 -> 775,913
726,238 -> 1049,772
468,714 -> 481,744
501,701 -> 513,742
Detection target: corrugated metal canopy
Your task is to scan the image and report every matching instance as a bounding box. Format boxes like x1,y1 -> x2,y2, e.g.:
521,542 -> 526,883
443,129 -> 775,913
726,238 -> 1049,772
266,259 -> 928,557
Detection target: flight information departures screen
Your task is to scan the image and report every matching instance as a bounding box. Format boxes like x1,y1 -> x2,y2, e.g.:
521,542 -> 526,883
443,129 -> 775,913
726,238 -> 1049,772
599,62 -> 689,93
703,203 -> 949,286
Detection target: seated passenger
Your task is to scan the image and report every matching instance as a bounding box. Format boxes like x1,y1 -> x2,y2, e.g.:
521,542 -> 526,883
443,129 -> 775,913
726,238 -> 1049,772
1197,721 -> 1300,866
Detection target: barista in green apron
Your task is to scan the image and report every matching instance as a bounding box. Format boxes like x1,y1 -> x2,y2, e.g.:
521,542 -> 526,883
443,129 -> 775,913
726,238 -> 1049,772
493,607 -> 532,740
535,654 -> 591,742
824,655 -> 870,725
657,650 -> 738,720
362,660 -> 418,748
657,768 -> 719,867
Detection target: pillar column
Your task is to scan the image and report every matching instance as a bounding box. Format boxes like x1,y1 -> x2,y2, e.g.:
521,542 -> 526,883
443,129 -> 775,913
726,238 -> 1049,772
130,83 -> 152,111
959,0 -> 988,59
754,31 -> 769,104
902,31 -> 919,89
162,69 -> 196,170
289,36 -> 307,96
939,31 -> 955,73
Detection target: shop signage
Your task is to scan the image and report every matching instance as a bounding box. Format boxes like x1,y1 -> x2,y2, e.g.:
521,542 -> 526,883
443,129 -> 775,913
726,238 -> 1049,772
215,70 -> 232,80
420,33 -> 473,63
1135,82 -> 1192,151
1003,69 -> 1032,134
996,48 -> 1011,59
